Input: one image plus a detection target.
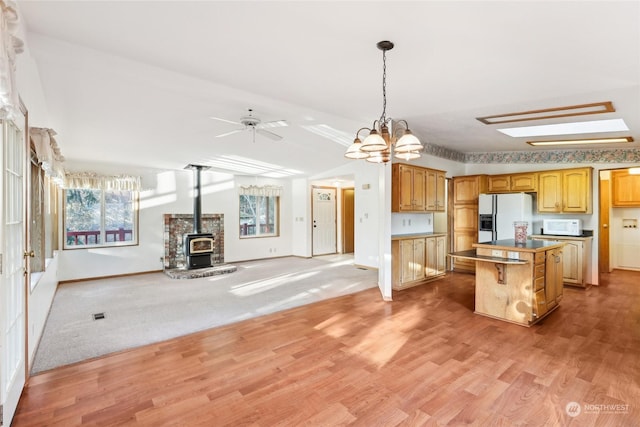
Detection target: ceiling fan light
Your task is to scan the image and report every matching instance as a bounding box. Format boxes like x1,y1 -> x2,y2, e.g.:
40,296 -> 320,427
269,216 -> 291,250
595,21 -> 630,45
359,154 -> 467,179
344,138 -> 370,159
360,129 -> 388,152
394,130 -> 423,153
394,150 -> 421,161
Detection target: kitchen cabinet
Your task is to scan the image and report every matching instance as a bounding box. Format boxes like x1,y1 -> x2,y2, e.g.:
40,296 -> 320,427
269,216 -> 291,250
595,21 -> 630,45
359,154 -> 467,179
426,169 -> 446,212
392,163 -> 426,212
538,167 -> 592,214
425,235 -> 446,277
452,175 -> 487,272
452,175 -> 487,204
392,233 -> 447,290
612,169 -> 640,207
530,235 -> 592,287
487,172 -> 538,193
392,163 -> 445,212
450,239 -> 565,326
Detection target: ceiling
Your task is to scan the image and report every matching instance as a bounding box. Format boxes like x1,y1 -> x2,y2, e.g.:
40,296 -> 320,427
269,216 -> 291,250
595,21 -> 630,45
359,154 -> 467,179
17,1 -> 640,178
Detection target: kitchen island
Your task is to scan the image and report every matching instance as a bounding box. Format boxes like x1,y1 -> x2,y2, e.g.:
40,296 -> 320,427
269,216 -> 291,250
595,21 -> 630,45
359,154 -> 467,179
450,239 -> 565,326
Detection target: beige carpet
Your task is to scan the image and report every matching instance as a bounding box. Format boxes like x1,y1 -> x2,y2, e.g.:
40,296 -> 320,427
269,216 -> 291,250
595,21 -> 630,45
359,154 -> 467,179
31,255 -> 377,374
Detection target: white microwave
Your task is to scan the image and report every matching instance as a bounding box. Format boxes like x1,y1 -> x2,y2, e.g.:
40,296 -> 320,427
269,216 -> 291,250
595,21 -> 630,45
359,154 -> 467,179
543,219 -> 582,236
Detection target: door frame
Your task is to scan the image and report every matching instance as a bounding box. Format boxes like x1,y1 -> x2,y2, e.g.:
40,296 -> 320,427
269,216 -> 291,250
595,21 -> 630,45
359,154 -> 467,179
311,186 -> 337,256
341,187 -> 355,254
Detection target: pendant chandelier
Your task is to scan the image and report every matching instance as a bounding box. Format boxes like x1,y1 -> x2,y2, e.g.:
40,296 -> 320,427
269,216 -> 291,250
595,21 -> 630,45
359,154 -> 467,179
345,41 -> 423,163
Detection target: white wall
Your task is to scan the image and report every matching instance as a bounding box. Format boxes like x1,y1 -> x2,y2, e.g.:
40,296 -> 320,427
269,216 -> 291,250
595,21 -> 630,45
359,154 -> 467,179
27,254 -> 58,365
56,162 -> 296,281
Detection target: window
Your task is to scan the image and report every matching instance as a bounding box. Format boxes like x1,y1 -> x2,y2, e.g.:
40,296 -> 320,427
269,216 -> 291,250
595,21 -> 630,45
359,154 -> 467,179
239,194 -> 279,238
64,188 -> 138,248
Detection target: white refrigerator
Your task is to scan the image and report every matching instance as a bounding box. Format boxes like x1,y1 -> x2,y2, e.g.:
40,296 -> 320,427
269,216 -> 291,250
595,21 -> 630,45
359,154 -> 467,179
478,193 -> 532,242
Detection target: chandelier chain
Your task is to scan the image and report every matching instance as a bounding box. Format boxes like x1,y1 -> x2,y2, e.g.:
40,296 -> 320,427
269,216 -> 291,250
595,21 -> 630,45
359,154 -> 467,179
380,49 -> 387,125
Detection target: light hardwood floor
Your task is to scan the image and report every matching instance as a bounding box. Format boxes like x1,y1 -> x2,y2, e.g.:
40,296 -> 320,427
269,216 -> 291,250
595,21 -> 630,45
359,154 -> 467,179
13,270 -> 640,426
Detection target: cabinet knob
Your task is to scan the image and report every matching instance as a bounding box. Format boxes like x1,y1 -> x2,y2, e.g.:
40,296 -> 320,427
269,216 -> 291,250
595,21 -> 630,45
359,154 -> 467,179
603,224 -> 608,228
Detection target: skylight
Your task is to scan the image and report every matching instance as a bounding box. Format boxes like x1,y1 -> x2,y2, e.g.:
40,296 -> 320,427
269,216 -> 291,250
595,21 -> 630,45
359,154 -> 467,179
498,119 -> 629,138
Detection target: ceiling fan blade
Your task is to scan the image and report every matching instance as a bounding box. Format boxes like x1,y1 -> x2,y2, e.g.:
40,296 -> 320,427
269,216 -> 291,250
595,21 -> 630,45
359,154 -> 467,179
210,116 -> 241,125
216,129 -> 245,138
257,120 -> 288,129
256,128 -> 283,141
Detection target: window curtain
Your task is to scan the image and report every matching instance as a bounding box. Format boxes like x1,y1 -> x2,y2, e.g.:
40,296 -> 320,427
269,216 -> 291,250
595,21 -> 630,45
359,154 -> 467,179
239,185 -> 283,197
0,0 -> 23,120
30,127 -> 66,186
64,172 -> 141,192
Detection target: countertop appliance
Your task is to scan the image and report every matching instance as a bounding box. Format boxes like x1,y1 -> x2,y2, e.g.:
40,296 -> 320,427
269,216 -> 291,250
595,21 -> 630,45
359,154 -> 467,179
542,218 -> 583,236
478,193 -> 532,242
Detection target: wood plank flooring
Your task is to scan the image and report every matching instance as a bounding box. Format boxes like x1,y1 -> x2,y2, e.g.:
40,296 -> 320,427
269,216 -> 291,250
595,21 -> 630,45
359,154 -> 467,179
13,270 -> 640,426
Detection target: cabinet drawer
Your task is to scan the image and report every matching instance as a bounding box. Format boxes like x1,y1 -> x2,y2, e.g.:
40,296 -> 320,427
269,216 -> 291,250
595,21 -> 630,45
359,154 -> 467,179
534,276 -> 545,292
534,263 -> 545,278
535,252 -> 546,264
534,289 -> 548,318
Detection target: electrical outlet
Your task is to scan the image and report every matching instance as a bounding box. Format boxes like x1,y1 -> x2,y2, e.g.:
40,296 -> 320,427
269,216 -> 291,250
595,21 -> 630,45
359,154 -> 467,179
492,250 -> 502,257
508,251 -> 519,259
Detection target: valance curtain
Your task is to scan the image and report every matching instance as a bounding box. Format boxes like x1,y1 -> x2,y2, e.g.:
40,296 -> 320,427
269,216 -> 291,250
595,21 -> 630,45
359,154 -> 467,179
0,0 -> 24,119
64,172 -> 141,192
239,185 -> 283,197
30,127 -> 65,186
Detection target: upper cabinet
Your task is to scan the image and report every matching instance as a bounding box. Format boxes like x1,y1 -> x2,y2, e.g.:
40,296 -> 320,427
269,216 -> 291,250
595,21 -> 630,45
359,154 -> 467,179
392,163 -> 445,212
452,174 -> 487,205
538,167 -> 592,214
487,172 -> 538,193
612,169 -> 640,207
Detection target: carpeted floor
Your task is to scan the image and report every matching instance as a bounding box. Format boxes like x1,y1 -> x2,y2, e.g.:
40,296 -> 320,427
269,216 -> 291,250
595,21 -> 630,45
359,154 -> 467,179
31,255 -> 377,374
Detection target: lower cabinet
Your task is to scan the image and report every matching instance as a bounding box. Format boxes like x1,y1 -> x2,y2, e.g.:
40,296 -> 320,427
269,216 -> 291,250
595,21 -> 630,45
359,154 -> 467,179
531,235 -> 592,287
392,234 -> 447,290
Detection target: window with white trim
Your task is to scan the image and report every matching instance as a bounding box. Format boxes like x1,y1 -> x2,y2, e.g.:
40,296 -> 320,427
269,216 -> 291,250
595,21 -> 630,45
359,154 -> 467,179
239,185 -> 281,238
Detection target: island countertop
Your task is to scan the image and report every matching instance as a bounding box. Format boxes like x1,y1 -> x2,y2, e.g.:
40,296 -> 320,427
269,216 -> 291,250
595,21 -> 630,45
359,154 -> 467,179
473,239 -> 565,252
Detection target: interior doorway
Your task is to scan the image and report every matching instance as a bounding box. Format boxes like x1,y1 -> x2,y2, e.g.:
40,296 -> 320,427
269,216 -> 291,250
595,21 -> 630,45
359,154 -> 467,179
341,188 -> 355,253
312,187 -> 337,256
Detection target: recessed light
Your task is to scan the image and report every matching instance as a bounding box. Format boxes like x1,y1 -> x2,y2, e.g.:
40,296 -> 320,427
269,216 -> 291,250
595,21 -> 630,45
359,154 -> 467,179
499,119 -> 629,138
526,136 -> 634,146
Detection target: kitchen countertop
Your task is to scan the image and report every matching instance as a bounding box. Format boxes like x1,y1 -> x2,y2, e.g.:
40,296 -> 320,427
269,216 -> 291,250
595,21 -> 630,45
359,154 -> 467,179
391,232 -> 447,240
531,233 -> 594,240
473,238 -> 565,252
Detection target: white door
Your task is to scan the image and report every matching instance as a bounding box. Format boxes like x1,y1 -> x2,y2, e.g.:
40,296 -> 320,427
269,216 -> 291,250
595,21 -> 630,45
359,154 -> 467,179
1,116 -> 27,425
312,187 -> 336,256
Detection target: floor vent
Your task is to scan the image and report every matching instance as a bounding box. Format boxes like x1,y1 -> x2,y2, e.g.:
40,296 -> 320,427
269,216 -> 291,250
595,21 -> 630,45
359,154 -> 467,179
93,312 -> 106,320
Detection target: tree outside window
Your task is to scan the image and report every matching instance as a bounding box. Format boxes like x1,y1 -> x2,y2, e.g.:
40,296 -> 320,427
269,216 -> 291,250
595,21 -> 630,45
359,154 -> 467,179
239,195 -> 278,238
64,188 -> 137,248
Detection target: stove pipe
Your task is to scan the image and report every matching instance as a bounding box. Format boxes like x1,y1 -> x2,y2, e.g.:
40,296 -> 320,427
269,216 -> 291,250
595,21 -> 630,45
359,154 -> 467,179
185,164 -> 210,234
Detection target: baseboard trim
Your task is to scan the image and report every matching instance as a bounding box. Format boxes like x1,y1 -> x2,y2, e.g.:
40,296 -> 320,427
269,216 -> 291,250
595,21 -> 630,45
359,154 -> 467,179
59,270 -> 164,285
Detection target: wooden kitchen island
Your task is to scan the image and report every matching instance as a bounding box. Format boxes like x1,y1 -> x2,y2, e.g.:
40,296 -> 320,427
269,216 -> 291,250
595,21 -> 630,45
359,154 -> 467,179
450,239 -> 565,326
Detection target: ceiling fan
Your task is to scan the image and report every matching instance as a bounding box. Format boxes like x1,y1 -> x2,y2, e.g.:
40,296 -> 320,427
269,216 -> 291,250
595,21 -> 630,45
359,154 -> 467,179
211,108 -> 287,142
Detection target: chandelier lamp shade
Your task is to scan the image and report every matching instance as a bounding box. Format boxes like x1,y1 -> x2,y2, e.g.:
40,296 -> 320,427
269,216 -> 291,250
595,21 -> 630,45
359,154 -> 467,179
344,41 -> 424,163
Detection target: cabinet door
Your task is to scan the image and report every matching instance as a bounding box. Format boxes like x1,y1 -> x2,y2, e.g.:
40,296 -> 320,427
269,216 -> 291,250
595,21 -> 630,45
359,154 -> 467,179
435,171 -> 446,212
511,173 -> 538,192
453,231 -> 477,272
400,239 -> 415,283
397,164 -> 414,211
546,249 -> 563,306
487,175 -> 510,193
412,167 -> 426,211
561,241 -> 581,283
562,169 -> 591,213
453,205 -> 478,232
436,235 -> 447,274
612,171 -> 640,207
538,172 -> 562,213
453,176 -> 485,204
425,237 -> 437,277
413,238 -> 426,281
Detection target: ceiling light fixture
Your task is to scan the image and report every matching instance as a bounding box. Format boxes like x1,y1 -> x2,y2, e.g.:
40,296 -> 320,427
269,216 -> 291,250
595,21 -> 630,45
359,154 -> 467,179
345,41 -> 423,163
476,101 -> 615,125
526,136 -> 634,146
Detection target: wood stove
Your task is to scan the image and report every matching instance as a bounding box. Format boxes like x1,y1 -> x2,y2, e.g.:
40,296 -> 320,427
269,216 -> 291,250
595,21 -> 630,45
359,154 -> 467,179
184,164 -> 214,269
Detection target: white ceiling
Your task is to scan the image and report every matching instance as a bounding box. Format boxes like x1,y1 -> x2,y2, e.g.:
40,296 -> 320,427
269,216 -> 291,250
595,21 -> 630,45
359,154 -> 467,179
17,1 -> 640,177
